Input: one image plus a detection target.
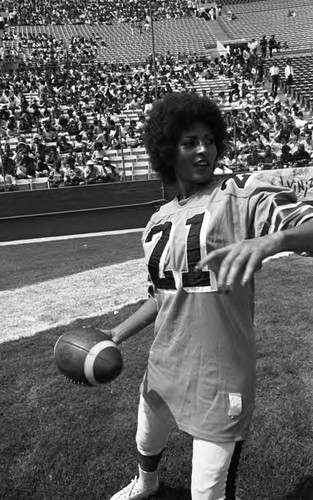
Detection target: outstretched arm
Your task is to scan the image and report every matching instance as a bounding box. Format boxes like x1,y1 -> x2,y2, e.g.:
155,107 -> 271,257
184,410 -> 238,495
195,219 -> 313,293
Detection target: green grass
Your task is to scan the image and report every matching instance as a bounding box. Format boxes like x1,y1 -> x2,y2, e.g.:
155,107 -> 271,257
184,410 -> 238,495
1,237 -> 313,500
0,232 -> 143,291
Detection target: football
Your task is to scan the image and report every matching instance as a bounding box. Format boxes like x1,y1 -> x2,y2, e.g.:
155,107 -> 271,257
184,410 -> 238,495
54,326 -> 123,386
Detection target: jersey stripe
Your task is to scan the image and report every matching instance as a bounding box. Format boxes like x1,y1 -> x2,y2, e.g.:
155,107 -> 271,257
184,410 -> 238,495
261,200 -> 313,235
273,203 -> 310,232
260,196 -> 289,236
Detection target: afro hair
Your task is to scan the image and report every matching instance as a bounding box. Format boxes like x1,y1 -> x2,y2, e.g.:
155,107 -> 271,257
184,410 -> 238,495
144,92 -> 227,184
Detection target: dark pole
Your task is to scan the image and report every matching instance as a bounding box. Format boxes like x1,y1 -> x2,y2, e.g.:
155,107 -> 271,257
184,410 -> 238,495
0,141 -> 7,192
149,0 -> 158,101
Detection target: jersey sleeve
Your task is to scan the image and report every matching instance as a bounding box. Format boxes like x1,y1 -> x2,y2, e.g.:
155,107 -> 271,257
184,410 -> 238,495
246,175 -> 313,238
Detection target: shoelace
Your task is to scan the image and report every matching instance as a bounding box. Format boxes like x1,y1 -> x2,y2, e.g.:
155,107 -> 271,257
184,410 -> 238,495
123,477 -> 140,497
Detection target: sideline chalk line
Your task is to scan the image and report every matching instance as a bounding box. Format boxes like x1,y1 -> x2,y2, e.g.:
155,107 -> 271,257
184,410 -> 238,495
0,228 -> 294,261
0,228 -> 145,247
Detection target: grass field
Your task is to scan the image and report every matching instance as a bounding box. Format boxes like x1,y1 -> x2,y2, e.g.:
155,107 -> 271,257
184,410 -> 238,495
1,233 -> 313,500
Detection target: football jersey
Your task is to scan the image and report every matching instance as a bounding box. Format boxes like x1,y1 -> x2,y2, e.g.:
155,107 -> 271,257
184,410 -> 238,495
140,174 -> 313,442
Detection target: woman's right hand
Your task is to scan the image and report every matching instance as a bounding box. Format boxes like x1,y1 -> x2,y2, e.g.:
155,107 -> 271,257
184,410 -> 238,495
83,325 -> 117,343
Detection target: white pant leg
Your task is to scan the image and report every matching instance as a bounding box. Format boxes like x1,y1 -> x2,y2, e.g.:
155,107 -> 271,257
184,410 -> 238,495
191,438 -> 236,500
136,395 -> 171,456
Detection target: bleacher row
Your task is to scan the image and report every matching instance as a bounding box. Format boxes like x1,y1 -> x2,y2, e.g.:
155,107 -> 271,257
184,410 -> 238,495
1,0 -> 313,193
0,153 -> 158,192
12,17 -> 217,65
220,0 -> 313,14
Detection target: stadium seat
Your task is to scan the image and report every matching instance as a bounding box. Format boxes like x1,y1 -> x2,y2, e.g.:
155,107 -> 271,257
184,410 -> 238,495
15,179 -> 32,191
31,177 -> 49,189
132,168 -> 149,181
123,163 -> 134,180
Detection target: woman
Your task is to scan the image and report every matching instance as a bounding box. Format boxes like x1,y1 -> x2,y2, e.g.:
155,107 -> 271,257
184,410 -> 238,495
105,92 -> 313,500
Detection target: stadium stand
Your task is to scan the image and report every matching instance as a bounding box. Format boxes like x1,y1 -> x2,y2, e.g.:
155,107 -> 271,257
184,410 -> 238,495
1,0 -> 313,193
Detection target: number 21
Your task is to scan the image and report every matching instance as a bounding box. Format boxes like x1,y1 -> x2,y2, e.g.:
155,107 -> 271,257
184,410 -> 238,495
145,212 -> 216,291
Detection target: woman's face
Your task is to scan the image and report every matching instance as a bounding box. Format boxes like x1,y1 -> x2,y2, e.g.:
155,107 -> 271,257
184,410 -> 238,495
174,122 -> 217,199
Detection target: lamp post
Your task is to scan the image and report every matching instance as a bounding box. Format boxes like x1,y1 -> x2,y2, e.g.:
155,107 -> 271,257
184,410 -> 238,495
148,0 -> 158,101
0,142 -> 7,192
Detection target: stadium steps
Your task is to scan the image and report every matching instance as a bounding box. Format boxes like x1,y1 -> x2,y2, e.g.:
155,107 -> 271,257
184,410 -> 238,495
206,19 -> 229,44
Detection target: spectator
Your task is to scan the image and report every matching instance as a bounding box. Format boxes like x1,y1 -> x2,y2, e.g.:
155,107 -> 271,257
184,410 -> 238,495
45,145 -> 60,170
103,156 -> 121,182
15,149 -> 36,179
268,35 -> 277,58
294,111 -> 307,130
262,145 -> 277,169
289,127 -> 303,152
279,144 -> 293,166
18,111 -> 32,134
63,164 -> 84,186
73,133 -> 87,154
91,141 -> 106,164
246,143 -> 264,170
269,61 -> 280,96
48,159 -> 64,187
57,135 -> 73,154
291,143 -> 311,165
42,122 -> 58,143
64,151 -> 78,170
260,35 -> 267,59
83,159 -> 105,184
0,169 -> 16,191
36,159 -> 50,177
137,114 -> 147,136
125,127 -> 140,148
2,145 -> 16,176
284,59 -> 294,87
302,130 -> 313,153
118,118 -> 128,140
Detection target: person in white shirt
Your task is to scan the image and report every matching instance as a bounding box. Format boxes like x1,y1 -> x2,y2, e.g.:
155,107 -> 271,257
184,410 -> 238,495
0,171 -> 16,191
294,111 -> 307,130
248,38 -> 258,54
269,62 -> 280,95
302,131 -> 313,153
284,59 -> 294,87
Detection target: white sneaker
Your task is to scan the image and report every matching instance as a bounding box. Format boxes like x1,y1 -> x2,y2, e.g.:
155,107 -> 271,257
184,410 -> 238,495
109,475 -> 159,500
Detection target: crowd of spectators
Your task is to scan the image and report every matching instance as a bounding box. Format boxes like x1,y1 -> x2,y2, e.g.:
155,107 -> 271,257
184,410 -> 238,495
0,1 -> 199,26
215,91 -> 313,173
0,20 -> 312,192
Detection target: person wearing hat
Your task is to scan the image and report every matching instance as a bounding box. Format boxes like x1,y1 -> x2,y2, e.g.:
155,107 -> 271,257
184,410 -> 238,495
83,159 -> 106,184
103,156 -> 120,182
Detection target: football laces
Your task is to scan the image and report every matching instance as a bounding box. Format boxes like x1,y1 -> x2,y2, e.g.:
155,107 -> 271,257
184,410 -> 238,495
64,376 -> 86,385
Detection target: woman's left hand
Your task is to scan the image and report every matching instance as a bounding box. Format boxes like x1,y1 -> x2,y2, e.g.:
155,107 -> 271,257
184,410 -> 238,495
195,233 -> 284,293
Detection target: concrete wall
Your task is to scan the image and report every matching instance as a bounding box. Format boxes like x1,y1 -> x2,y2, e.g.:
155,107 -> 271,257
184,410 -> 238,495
0,180 -> 176,242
